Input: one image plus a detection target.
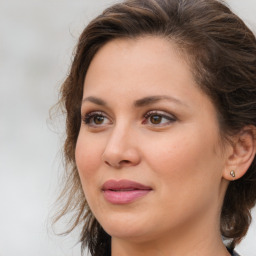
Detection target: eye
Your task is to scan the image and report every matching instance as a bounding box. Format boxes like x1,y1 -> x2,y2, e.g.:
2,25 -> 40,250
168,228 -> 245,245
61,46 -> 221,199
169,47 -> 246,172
142,110 -> 176,126
82,111 -> 111,127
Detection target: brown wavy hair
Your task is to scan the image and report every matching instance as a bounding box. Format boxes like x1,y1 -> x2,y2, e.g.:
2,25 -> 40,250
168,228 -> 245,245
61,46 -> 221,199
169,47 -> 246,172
53,0 -> 256,255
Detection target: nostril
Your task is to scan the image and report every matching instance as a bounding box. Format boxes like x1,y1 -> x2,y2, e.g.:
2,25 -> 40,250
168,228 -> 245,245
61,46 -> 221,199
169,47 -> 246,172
120,160 -> 130,164
104,159 -> 131,168
104,161 -> 111,167
119,160 -> 132,167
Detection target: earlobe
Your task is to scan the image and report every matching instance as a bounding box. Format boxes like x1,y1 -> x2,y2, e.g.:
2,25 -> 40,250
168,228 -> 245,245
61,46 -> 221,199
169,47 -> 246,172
223,126 -> 256,181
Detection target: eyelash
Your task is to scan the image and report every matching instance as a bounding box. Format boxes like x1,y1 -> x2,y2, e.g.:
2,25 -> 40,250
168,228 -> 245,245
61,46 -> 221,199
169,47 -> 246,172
142,110 -> 176,126
82,110 -> 176,128
82,111 -> 110,126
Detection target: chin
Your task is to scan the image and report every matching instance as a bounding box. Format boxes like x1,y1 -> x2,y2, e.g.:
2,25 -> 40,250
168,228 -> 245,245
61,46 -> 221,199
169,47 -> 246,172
97,212 -> 150,240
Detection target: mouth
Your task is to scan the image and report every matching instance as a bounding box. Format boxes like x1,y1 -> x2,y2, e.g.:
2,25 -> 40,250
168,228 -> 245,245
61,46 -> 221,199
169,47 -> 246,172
102,179 -> 152,204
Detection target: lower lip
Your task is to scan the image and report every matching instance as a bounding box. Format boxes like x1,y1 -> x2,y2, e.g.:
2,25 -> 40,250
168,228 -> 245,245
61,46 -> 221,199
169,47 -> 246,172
103,190 -> 151,204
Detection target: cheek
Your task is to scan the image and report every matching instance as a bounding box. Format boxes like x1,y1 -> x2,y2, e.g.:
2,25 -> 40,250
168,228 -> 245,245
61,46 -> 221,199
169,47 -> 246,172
144,128 -> 222,185
75,133 -> 102,182
143,132 -> 224,223
75,133 -> 105,212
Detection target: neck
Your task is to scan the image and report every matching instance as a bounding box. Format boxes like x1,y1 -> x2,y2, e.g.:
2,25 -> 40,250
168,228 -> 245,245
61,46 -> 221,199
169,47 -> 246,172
111,209 -> 230,256
112,230 -> 230,256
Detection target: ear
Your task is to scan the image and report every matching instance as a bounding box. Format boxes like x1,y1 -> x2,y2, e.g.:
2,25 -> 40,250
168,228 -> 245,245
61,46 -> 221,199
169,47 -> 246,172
223,125 -> 256,181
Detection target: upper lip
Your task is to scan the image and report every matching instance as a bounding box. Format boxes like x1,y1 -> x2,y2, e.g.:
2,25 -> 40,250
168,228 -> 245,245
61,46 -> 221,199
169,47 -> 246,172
102,179 -> 152,191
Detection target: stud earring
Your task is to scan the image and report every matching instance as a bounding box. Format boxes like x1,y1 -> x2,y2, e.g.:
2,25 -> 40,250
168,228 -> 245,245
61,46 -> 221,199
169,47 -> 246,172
230,170 -> 236,178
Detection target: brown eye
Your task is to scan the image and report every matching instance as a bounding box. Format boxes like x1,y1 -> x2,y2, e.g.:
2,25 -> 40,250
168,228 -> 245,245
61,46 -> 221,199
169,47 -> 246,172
150,115 -> 162,124
83,112 -> 111,127
143,110 -> 176,126
94,115 -> 104,124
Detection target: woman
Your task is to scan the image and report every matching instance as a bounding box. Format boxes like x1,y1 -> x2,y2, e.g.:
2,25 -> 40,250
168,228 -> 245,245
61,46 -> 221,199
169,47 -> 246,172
54,0 -> 256,255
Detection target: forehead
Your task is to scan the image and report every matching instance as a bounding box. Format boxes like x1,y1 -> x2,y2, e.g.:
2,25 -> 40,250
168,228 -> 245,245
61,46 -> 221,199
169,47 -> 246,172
83,36 -> 196,96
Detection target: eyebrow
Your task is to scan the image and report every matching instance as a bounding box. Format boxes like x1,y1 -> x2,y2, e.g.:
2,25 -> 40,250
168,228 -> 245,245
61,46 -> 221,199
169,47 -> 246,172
82,96 -> 107,106
134,95 -> 186,107
82,95 -> 186,107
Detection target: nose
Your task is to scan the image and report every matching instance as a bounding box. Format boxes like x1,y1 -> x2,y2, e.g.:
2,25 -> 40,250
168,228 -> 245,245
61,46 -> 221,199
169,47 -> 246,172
102,125 -> 141,169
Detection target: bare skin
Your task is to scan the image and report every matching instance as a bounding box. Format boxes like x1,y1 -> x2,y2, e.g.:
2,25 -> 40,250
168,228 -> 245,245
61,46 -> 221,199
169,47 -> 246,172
76,36 -> 254,256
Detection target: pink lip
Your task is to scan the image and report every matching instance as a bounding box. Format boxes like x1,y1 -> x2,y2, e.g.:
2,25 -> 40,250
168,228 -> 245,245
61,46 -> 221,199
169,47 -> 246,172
102,179 -> 152,204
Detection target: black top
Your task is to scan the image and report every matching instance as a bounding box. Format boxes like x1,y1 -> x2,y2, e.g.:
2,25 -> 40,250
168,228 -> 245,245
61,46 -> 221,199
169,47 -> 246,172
227,247 -> 240,256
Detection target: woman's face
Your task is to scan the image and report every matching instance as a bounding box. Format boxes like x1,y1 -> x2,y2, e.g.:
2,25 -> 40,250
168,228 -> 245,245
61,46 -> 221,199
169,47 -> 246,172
76,37 -> 230,243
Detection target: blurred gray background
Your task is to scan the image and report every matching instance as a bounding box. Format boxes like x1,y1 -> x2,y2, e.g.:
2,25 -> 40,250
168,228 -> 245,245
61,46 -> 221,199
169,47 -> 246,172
0,0 -> 255,255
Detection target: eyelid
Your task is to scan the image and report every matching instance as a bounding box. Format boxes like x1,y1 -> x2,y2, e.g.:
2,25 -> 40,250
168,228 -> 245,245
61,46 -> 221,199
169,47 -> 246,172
142,110 -> 177,126
82,111 -> 112,127
144,110 -> 176,119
